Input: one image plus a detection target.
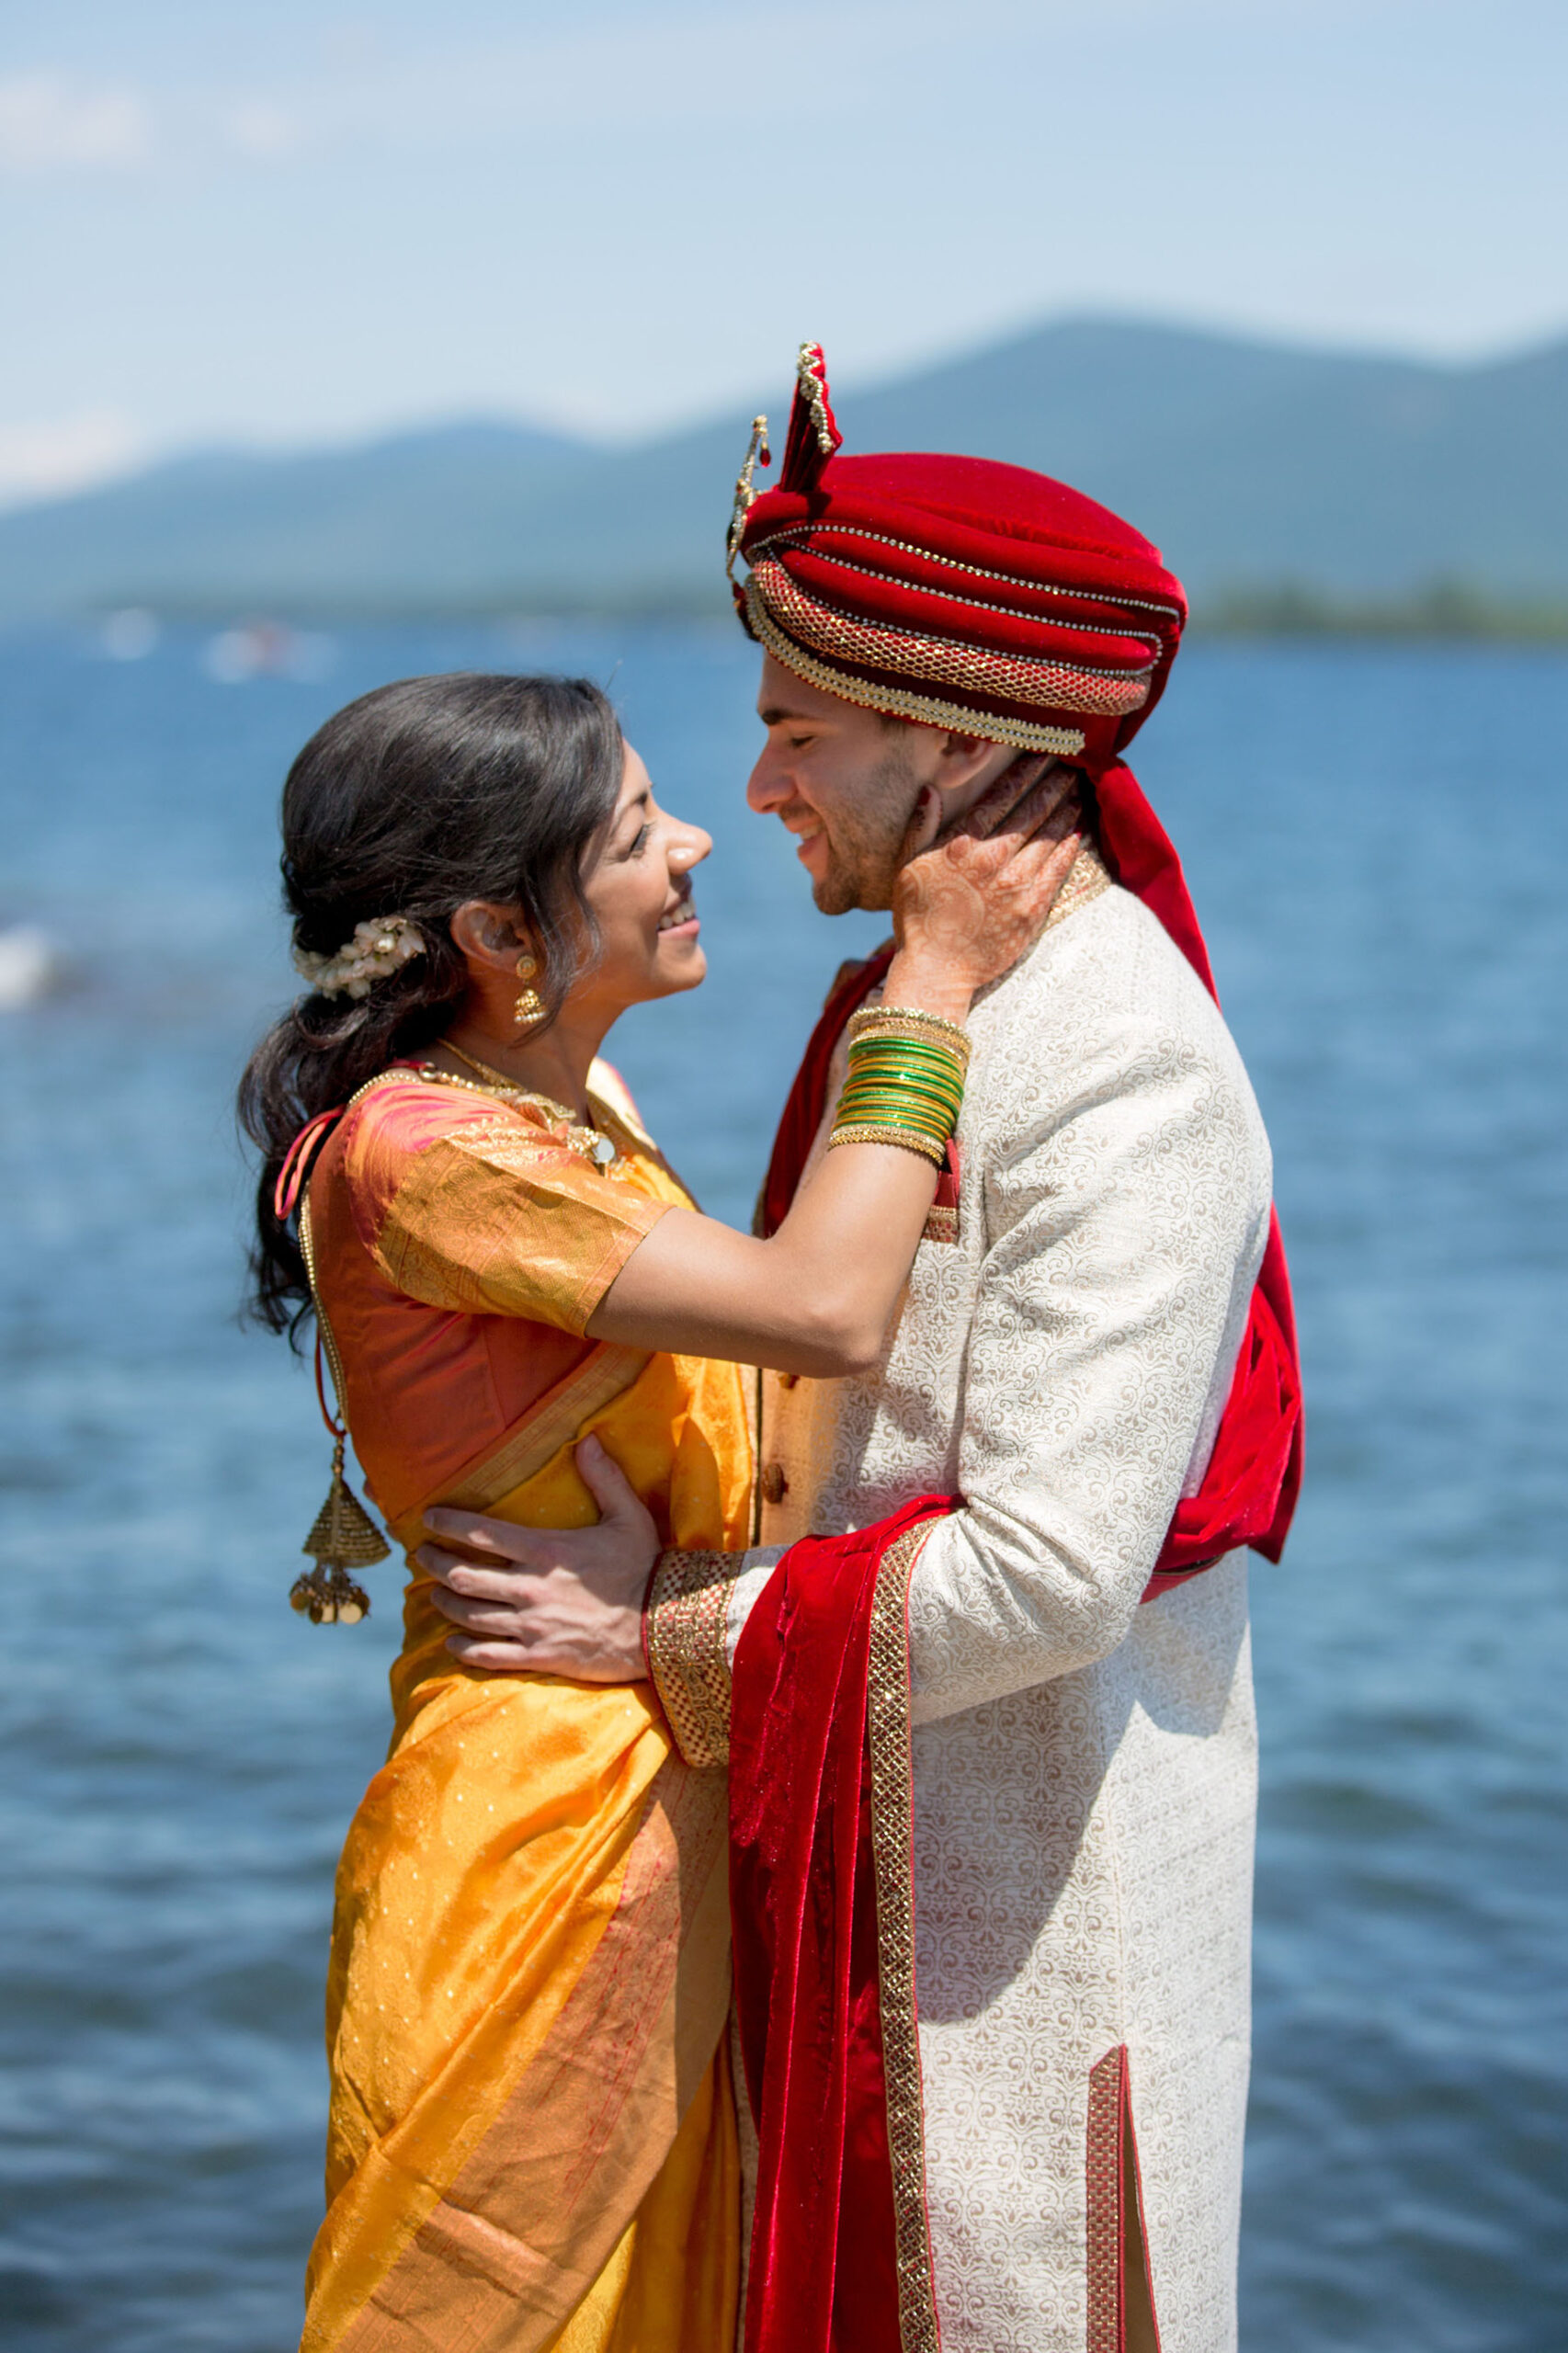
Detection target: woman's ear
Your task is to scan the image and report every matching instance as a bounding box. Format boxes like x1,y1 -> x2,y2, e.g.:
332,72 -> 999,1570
449,900 -> 532,975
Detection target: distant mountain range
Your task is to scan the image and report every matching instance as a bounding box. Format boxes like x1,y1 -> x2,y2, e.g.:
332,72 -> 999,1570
3,317 -> 1565,624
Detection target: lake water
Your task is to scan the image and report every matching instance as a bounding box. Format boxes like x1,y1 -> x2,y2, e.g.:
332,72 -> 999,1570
1,622 -> 1563,2351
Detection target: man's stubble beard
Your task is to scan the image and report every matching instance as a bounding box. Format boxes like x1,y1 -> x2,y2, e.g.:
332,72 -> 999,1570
809,741 -> 923,917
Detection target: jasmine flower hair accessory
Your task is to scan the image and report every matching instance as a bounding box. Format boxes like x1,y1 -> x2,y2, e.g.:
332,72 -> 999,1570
293,915 -> 426,1000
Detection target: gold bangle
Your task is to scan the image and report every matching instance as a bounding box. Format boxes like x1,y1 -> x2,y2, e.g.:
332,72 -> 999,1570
850,1004 -> 971,1043
847,1004 -> 971,1063
826,1122 -> 948,1166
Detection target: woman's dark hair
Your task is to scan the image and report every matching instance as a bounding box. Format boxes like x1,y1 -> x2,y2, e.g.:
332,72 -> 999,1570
238,672 -> 623,1339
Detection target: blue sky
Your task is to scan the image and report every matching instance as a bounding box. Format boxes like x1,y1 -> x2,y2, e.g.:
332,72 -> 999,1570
3,0 -> 1564,503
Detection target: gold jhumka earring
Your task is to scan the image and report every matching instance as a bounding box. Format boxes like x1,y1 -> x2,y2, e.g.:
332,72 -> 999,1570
514,950 -> 545,1029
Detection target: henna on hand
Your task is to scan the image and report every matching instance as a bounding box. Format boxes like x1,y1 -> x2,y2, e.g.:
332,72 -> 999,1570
892,758 -> 1084,996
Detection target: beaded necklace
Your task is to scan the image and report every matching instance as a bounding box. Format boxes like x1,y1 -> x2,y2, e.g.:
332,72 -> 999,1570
415,1052 -> 619,1168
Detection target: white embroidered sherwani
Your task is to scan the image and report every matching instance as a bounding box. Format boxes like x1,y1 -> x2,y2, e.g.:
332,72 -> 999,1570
717,865 -> 1273,2351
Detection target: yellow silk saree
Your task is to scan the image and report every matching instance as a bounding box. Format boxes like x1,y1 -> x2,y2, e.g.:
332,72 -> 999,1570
297,1063 -> 750,2353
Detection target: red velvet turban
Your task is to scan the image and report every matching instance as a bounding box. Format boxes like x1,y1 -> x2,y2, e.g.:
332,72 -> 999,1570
728,343 -> 1187,775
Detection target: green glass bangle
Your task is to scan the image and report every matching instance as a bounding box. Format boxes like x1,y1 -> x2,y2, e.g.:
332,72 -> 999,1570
846,1040 -> 966,1079
842,1049 -> 966,1093
838,1075 -> 962,1116
847,1029 -> 964,1058
834,1086 -> 954,1126
842,1059 -> 961,1093
843,1035 -> 965,1063
841,1061 -> 962,1095
836,1097 -> 958,1134
834,1017 -> 967,1162
843,1076 -> 962,1109
834,1113 -> 952,1149
838,1074 -> 960,1112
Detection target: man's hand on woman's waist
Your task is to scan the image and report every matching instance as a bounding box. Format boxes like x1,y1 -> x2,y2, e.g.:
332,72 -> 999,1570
417,1436 -> 655,1681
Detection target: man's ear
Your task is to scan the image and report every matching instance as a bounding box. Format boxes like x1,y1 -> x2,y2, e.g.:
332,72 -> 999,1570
931,729 -> 1010,811
450,900 -> 531,974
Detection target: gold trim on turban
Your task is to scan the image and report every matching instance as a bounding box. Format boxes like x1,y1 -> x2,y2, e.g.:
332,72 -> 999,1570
745,582 -> 1089,756
751,558 -> 1152,722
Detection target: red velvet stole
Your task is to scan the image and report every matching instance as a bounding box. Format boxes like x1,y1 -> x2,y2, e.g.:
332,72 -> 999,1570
731,1496 -> 950,2353
756,759 -> 1304,1581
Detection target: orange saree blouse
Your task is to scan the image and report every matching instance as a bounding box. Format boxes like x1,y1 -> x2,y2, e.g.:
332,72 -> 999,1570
298,1063 -> 751,2353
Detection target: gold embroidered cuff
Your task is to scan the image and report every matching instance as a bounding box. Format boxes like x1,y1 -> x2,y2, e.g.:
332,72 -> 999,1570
643,1549 -> 735,1769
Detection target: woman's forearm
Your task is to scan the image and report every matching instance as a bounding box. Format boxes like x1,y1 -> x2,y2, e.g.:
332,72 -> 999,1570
587,781 -> 1083,1372
586,954 -> 970,1373
584,1140 -> 939,1374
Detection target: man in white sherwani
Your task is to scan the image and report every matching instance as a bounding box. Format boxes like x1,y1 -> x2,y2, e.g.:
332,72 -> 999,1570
423,351 -> 1301,2352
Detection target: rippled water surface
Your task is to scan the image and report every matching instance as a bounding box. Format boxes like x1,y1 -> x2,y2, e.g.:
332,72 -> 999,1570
1,625 -> 1564,2350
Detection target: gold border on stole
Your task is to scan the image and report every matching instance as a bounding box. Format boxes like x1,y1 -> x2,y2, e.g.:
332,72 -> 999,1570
867,1519 -> 942,2353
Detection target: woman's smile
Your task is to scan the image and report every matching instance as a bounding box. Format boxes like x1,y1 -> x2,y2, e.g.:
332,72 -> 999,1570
656,904 -> 699,939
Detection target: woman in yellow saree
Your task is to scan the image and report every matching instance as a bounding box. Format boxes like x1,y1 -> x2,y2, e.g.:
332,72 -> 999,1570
238,673 -> 1076,2353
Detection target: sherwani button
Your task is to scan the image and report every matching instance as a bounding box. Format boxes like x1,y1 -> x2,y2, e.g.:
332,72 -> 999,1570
778,1371 -> 799,1390
761,1463 -> 789,1505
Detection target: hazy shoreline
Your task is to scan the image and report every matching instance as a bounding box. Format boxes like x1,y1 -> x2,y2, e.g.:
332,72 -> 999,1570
8,587 -> 1568,647
5,318 -> 1565,645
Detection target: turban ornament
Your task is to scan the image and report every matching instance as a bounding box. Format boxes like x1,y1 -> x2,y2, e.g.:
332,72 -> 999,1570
727,341 -> 1187,774
726,340 -> 843,582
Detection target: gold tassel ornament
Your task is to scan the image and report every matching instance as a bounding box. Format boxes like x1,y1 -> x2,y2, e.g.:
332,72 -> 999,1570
290,1433 -> 390,1624
274,1158 -> 392,1626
